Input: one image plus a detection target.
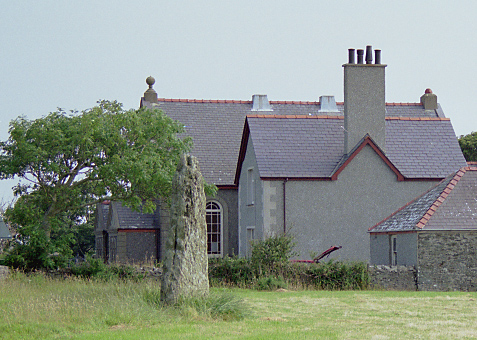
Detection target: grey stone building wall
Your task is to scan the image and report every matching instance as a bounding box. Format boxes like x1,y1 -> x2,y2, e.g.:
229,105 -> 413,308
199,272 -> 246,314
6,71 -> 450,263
284,146 -> 435,261
368,265 -> 417,290
125,231 -> 158,263
417,231 -> 477,291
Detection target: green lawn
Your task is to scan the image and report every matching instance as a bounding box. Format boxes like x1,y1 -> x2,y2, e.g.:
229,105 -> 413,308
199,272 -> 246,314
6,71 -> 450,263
1,273 -> 477,339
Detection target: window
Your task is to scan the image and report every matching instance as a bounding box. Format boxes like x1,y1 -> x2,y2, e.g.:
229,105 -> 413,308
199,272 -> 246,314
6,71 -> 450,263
390,235 -> 397,266
206,201 -> 222,257
246,227 -> 255,258
247,168 -> 255,205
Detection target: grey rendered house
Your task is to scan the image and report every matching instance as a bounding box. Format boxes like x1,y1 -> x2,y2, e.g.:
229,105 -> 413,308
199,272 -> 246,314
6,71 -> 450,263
369,167 -> 477,291
235,47 -> 467,261
95,46 -> 467,263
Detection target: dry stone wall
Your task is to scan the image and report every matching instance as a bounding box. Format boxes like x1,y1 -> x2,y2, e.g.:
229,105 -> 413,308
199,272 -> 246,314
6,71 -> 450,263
417,231 -> 477,291
368,265 -> 417,290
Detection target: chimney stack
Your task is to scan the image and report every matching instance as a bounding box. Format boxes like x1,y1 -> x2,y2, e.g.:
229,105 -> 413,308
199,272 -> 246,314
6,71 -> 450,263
420,88 -> 438,110
251,94 -> 272,111
343,46 -> 387,154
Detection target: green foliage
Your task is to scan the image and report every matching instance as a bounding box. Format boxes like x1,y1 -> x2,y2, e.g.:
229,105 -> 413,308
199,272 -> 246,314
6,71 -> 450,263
209,234 -> 368,290
256,276 -> 288,290
0,100 -> 192,270
250,233 -> 297,268
459,132 -> 477,161
67,257 -> 144,281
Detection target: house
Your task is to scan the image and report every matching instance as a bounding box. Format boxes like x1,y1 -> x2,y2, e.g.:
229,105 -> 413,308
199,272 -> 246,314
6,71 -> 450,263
369,167 -> 477,291
235,46 -> 467,261
95,46 -> 467,263
95,201 -> 160,263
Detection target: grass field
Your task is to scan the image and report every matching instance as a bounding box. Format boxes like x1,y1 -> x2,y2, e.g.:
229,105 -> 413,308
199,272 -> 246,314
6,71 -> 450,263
1,272 -> 477,339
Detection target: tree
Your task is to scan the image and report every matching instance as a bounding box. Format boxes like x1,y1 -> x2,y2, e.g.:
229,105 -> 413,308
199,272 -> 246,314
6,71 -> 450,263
0,101 -> 192,268
459,132 -> 477,162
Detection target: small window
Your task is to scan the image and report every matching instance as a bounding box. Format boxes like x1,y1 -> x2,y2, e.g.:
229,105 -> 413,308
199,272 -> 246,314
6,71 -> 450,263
247,168 -> 255,205
206,201 -> 222,257
390,235 -> 397,266
246,227 -> 255,258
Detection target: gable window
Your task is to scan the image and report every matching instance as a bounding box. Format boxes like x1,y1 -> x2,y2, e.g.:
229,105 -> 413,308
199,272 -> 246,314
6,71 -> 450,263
390,235 -> 397,266
206,201 -> 222,257
247,168 -> 255,205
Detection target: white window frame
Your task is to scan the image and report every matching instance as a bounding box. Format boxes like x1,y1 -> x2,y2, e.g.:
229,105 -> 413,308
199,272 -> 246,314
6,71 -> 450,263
247,168 -> 255,205
206,201 -> 223,258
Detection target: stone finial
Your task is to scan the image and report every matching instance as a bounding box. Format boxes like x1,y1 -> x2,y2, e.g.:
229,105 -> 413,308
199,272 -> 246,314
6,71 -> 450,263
144,76 -> 158,103
420,88 -> 438,110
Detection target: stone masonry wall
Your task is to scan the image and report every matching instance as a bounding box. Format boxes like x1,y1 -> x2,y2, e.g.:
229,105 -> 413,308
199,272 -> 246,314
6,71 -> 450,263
368,265 -> 417,290
417,231 -> 477,291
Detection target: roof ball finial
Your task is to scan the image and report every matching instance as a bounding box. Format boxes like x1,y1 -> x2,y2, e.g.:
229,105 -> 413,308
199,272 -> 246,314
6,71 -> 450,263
146,76 -> 155,88
425,88 -> 433,94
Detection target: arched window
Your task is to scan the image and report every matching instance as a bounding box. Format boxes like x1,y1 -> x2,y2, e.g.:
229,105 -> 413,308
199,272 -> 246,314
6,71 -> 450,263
206,201 -> 222,257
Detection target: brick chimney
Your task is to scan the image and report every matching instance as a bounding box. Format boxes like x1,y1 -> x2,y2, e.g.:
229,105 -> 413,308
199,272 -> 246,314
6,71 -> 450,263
343,46 -> 386,154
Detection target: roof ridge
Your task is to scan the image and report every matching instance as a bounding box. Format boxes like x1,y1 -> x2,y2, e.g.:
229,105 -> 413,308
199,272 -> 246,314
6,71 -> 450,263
415,167 -> 472,229
157,98 -> 253,104
157,98 -> 425,107
247,114 -> 344,119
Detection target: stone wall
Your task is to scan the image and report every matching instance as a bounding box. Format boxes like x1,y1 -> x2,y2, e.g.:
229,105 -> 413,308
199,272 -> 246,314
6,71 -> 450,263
0,265 -> 9,280
368,265 -> 417,290
417,231 -> 477,291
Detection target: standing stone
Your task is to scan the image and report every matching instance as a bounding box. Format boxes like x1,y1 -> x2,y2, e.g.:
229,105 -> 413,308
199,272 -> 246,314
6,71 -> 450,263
161,154 -> 209,304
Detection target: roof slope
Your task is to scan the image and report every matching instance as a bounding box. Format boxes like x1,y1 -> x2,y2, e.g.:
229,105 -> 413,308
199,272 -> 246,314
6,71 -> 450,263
369,167 -> 477,232
110,201 -> 158,230
142,98 -> 463,185
0,217 -> 11,239
243,115 -> 466,180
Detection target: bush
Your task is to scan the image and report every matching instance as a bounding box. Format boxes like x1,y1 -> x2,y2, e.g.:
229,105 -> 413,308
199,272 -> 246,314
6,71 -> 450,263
68,257 -> 144,281
208,234 -> 368,290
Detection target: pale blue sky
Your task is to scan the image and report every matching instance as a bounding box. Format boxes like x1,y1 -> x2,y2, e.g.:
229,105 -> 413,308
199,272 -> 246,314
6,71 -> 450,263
1,1 -> 477,202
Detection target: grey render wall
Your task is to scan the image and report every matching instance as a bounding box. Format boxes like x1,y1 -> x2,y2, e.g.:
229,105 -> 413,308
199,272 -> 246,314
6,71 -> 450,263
284,146 -> 436,261
208,188 -> 238,256
417,231 -> 477,291
344,64 -> 386,154
370,233 -> 418,266
238,137 -> 263,257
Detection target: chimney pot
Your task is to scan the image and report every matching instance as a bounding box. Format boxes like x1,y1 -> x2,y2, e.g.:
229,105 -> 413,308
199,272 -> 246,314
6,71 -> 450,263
348,49 -> 355,64
357,49 -> 364,64
374,49 -> 381,64
365,45 -> 373,64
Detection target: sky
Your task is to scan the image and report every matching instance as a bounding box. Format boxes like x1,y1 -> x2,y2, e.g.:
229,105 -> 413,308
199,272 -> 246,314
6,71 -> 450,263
1,0 -> 477,203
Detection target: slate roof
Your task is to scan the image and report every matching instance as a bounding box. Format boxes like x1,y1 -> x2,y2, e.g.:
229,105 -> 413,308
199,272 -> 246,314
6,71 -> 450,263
0,216 -> 11,239
142,98 -> 457,185
110,201 -> 158,230
369,167 -> 477,232
240,115 -> 466,180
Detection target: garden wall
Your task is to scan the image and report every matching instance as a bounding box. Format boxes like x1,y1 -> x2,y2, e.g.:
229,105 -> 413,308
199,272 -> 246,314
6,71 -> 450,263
368,265 -> 417,290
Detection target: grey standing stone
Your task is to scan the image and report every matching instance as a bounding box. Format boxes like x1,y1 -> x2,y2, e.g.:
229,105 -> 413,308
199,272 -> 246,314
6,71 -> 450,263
0,265 -> 10,280
161,154 -> 209,304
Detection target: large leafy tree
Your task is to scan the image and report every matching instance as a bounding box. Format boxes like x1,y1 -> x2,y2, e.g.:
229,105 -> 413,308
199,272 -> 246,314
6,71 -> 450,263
0,101 -> 192,268
459,132 -> 477,162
